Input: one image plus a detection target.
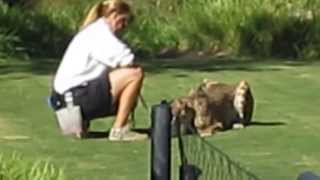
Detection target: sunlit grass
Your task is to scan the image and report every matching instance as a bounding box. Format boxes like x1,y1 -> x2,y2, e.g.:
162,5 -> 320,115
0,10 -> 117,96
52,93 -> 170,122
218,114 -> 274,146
0,56 -> 319,179
0,153 -> 65,180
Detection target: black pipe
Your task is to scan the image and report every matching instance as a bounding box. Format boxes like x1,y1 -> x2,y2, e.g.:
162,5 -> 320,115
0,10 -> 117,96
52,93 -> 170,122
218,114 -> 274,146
151,100 -> 172,180
180,164 -> 201,180
298,171 -> 320,180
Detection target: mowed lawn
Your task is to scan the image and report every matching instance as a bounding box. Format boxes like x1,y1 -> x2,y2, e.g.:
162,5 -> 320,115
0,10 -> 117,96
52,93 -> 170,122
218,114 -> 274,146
0,57 -> 319,180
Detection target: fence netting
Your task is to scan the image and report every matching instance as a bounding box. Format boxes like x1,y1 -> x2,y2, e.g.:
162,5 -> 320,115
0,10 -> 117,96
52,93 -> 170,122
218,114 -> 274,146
177,127 -> 260,180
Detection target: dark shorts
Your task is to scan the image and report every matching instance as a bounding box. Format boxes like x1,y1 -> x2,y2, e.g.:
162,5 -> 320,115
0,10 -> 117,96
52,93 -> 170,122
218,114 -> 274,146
51,71 -> 115,121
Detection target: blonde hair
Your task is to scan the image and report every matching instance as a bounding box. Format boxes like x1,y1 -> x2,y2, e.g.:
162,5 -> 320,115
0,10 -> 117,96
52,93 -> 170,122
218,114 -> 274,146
80,0 -> 133,30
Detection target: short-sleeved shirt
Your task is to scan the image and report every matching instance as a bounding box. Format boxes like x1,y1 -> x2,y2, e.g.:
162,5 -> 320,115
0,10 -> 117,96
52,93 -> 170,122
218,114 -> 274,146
54,18 -> 134,94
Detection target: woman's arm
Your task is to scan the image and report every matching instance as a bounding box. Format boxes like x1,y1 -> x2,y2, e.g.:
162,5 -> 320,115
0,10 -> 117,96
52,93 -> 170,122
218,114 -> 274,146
91,31 -> 135,68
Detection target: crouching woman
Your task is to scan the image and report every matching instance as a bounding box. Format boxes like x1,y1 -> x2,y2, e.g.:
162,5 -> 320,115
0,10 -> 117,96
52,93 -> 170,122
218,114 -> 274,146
51,0 -> 147,141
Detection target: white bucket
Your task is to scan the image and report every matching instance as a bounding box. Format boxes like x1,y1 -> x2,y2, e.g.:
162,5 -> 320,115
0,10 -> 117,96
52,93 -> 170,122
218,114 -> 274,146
55,105 -> 83,137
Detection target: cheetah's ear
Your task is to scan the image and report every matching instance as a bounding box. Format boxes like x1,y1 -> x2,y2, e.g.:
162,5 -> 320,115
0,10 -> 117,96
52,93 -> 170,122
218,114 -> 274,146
202,78 -> 209,84
188,88 -> 196,96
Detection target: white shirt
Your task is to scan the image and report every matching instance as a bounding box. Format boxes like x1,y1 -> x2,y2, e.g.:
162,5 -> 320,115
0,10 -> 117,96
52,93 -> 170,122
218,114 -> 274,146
54,18 -> 134,94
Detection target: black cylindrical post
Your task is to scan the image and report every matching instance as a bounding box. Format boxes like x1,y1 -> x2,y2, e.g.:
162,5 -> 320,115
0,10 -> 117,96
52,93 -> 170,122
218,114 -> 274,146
179,164 -> 201,180
151,100 -> 172,180
297,171 -> 320,180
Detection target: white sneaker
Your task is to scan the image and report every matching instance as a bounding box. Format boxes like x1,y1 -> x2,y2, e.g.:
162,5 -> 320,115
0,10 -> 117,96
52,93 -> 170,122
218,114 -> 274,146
232,123 -> 245,129
108,126 -> 148,141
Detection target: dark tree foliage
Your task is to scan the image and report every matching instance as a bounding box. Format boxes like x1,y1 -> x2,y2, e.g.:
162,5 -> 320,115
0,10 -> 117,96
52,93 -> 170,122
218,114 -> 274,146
2,0 -> 34,7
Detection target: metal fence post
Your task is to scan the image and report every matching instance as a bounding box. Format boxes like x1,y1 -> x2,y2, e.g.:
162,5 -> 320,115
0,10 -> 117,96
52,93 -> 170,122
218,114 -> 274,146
151,100 -> 172,180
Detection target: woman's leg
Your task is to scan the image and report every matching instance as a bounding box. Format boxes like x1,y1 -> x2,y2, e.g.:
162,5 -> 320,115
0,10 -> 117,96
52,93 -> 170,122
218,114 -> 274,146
108,66 -> 144,129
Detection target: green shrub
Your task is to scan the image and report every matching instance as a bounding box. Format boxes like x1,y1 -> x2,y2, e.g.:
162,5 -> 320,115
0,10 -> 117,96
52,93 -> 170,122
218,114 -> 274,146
0,0 -> 73,58
238,1 -> 320,58
0,2 -> 22,57
239,11 -> 278,57
0,27 -> 21,58
1,0 -> 320,59
0,153 -> 65,180
125,10 -> 179,56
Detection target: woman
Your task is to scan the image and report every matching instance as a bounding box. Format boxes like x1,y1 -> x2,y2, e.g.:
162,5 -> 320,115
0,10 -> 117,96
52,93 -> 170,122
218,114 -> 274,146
52,0 -> 147,141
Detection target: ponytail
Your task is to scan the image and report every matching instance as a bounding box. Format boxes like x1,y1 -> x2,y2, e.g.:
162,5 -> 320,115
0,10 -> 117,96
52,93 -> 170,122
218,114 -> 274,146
80,0 -> 133,30
80,1 -> 109,30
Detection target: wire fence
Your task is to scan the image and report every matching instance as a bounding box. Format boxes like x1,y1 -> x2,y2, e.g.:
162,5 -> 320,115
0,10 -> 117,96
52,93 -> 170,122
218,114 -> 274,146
177,125 -> 260,180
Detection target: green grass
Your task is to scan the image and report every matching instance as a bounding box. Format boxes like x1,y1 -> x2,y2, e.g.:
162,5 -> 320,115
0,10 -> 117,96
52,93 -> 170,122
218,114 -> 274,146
0,57 -> 320,180
0,153 -> 64,180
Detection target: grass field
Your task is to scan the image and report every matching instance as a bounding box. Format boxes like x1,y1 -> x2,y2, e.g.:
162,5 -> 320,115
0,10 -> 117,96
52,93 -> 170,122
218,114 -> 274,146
0,57 -> 319,180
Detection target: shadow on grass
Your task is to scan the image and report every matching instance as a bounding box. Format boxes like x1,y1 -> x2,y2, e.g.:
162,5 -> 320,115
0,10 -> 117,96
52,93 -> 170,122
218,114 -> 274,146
0,56 -> 317,77
85,121 -> 285,139
139,57 -> 316,74
85,128 -> 151,139
85,131 -> 109,139
0,59 -> 59,76
248,121 -> 286,127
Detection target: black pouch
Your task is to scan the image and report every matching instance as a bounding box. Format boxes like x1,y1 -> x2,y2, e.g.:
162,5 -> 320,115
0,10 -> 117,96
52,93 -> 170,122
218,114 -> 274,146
49,91 -> 65,111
